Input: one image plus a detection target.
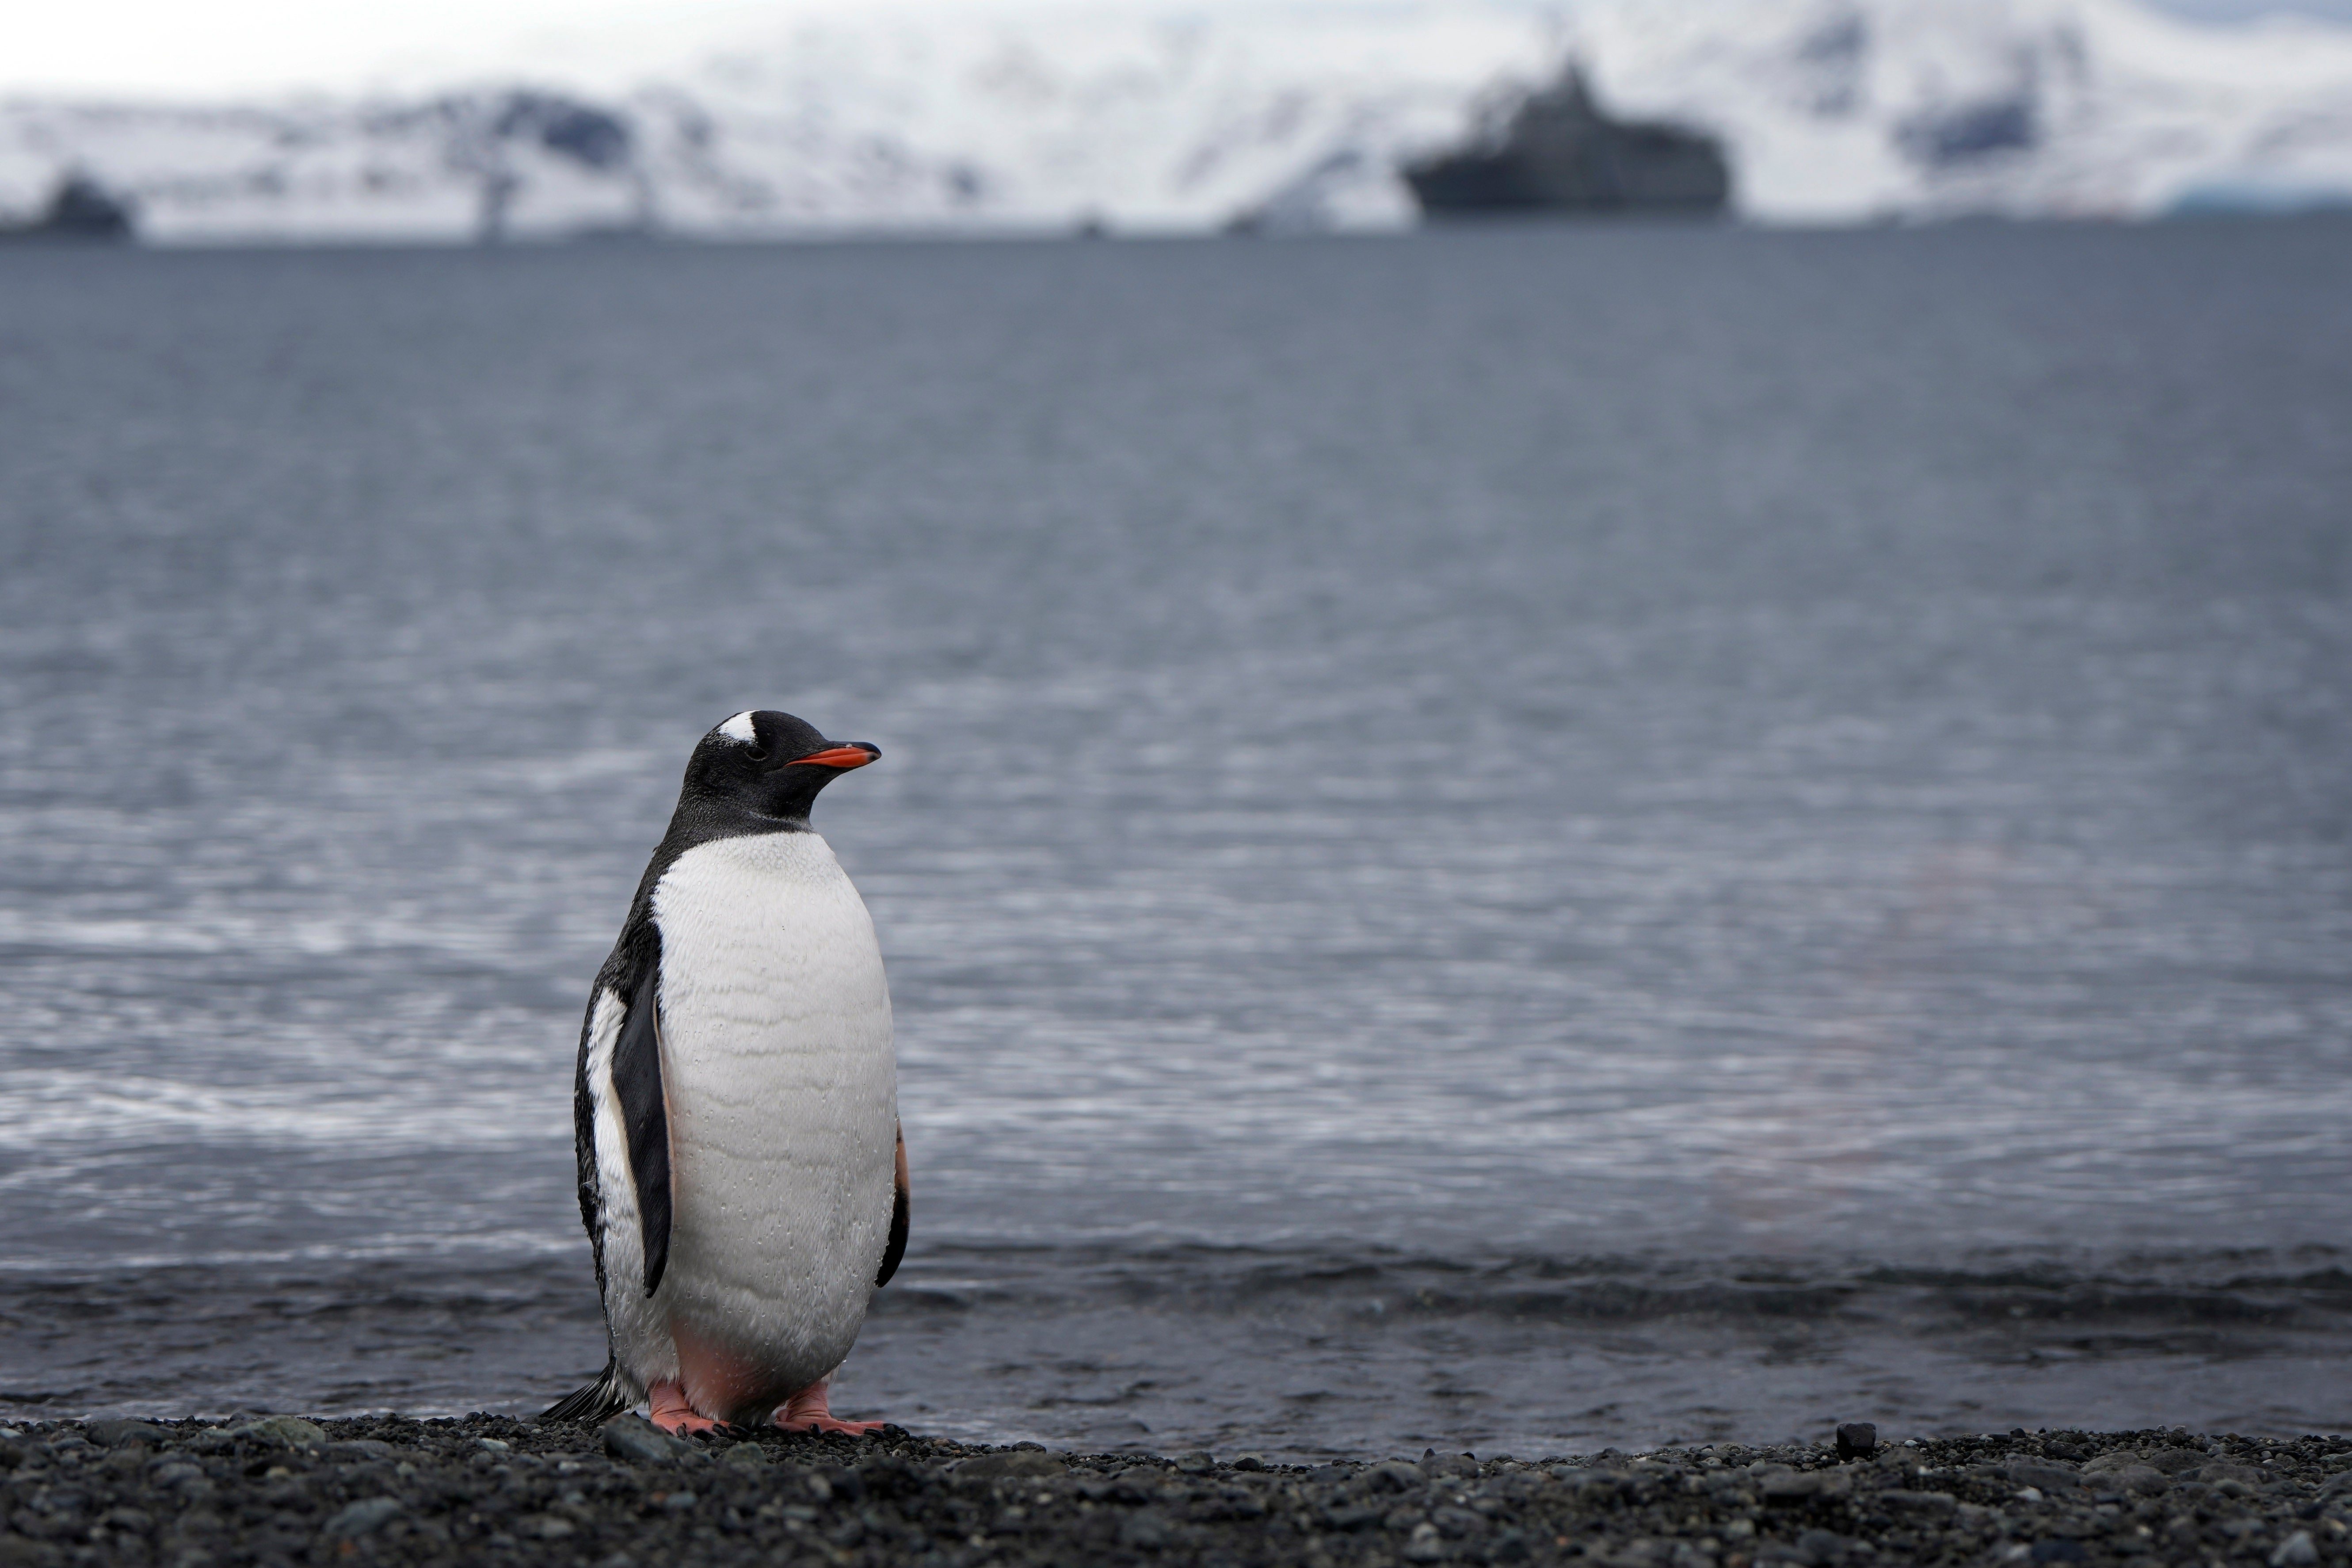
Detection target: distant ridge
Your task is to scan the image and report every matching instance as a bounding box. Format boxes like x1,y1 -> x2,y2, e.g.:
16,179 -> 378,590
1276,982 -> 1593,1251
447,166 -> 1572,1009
1404,66 -> 1732,217
3,0 -> 2351,241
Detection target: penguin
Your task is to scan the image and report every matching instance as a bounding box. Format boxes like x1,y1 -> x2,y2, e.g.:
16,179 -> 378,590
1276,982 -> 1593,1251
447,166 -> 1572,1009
543,710 -> 908,1436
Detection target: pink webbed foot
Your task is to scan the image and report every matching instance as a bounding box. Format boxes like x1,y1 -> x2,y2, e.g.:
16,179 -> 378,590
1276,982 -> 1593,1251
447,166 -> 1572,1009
647,1379 -> 728,1437
773,1380 -> 888,1435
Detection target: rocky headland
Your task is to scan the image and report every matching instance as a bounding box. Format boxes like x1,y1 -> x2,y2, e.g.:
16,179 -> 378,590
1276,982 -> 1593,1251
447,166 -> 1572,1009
1,1415 -> 2346,1567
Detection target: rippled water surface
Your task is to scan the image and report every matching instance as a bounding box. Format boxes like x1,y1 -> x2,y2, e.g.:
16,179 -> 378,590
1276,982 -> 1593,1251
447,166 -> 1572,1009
3,222 -> 2348,1453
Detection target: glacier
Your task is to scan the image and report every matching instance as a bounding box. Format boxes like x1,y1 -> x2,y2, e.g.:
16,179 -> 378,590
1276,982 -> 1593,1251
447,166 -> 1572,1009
4,0 -> 2352,241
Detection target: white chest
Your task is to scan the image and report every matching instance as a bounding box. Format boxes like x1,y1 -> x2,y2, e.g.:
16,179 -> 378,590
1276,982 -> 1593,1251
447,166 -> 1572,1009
648,829 -> 896,1248
650,830 -> 893,1074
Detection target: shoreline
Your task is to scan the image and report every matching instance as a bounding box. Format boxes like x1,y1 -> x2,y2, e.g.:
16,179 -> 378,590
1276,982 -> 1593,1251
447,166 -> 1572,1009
0,1415 -> 2345,1566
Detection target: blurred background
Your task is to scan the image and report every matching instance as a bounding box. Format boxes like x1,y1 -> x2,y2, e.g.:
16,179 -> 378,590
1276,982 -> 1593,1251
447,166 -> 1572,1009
1,0 -> 2348,1460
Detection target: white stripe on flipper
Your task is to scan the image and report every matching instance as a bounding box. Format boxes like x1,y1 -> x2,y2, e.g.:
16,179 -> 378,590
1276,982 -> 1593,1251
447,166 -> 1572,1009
586,984 -> 672,1398
718,712 -> 758,744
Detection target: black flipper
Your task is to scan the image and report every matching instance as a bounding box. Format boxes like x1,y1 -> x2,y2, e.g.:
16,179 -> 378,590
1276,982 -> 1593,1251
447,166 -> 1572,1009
613,965 -> 673,1296
877,1122 -> 909,1288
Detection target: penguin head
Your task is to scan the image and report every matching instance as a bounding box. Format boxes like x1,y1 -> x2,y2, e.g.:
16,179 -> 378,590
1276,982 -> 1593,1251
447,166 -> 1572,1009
685,710 -> 880,824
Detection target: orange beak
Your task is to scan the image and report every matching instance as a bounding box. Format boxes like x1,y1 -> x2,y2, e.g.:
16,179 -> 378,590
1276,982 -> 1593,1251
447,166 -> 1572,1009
789,745 -> 877,769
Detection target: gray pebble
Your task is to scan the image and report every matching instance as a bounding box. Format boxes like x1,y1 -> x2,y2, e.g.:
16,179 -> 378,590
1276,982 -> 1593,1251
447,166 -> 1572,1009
2003,1458 -> 2084,1492
84,1420 -> 166,1450
229,1415 -> 324,1452
601,1414 -> 689,1466
1118,1509 -> 1171,1549
1877,1488 -> 1959,1520
2271,1529 -> 2320,1566
320,1497 -> 401,1538
950,1449 -> 1065,1479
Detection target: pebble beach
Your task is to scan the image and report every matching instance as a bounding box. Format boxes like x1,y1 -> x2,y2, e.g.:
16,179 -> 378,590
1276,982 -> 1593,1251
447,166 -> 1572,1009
4,1415 -> 2347,1568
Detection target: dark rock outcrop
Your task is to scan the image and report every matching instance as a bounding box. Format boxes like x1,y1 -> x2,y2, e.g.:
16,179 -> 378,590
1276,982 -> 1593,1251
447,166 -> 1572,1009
0,174 -> 136,241
1405,68 -> 1730,217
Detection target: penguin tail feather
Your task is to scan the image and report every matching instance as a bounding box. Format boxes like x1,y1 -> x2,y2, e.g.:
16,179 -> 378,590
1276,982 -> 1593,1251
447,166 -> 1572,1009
540,1360 -> 633,1427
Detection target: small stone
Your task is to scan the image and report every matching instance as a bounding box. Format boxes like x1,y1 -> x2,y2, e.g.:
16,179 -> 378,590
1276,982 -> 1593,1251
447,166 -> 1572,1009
1175,1451 -> 1215,1474
1369,1459 -> 1428,1492
1761,1469 -> 1850,1503
1796,1527 -> 1860,1564
330,1440 -> 395,1460
661,1489 -> 698,1512
475,1437 -> 511,1453
321,1498 -> 402,1538
951,1450 -> 1065,1480
1231,1453 -> 1267,1471
534,1516 -> 577,1540
230,1416 -> 325,1452
2271,1532 -> 2319,1568
1877,1490 -> 1959,1521
102,1507 -> 153,1531
1834,1423 -> 1877,1461
2005,1459 -> 2083,1493
86,1420 -> 167,1449
2100,1464 -> 2169,1494
602,1415 -> 688,1466
720,1443 -> 771,1467
2192,1462 -> 2266,1485
1119,1510 -> 1170,1549
1403,1521 -> 1446,1563
1322,1502 -> 1384,1531
2028,1543 -> 2088,1565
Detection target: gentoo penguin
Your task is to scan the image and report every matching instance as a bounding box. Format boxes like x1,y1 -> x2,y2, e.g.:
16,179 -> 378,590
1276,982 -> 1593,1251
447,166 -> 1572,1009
543,710 -> 907,1436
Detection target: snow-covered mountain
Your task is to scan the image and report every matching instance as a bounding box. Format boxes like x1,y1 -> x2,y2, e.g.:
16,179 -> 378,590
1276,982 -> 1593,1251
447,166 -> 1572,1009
5,0 -> 2352,241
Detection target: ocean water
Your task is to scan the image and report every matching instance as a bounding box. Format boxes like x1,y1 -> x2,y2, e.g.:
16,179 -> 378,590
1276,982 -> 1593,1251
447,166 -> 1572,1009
2,220 -> 2348,1457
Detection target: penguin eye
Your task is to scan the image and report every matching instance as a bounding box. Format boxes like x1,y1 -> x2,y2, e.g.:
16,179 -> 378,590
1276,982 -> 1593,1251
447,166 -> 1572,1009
743,746 -> 769,762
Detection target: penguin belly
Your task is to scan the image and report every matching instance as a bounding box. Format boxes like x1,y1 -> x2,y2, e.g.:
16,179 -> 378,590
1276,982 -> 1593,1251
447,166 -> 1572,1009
636,831 -> 896,1424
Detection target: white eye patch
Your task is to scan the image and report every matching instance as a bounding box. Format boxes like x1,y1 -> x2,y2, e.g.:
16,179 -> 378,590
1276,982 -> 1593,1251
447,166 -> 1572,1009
718,711 -> 759,744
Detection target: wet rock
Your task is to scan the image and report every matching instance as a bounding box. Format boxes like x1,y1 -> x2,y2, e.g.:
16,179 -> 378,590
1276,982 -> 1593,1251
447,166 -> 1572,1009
601,1414 -> 689,1465
2005,1458 -> 2084,1492
229,1415 -> 324,1452
2142,1447 -> 2208,1474
1794,1526 -> 1865,1564
2193,1461 -> 2268,1485
2096,1462 -> 2169,1494
1877,1488 -> 1959,1520
1369,1459 -> 1429,1492
1119,1509 -> 1171,1549
1761,1467 -> 1851,1503
84,1420 -> 166,1449
321,1497 -> 401,1537
1834,1423 -> 1877,1461
950,1449 -> 1065,1479
2272,1529 -> 2320,1566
